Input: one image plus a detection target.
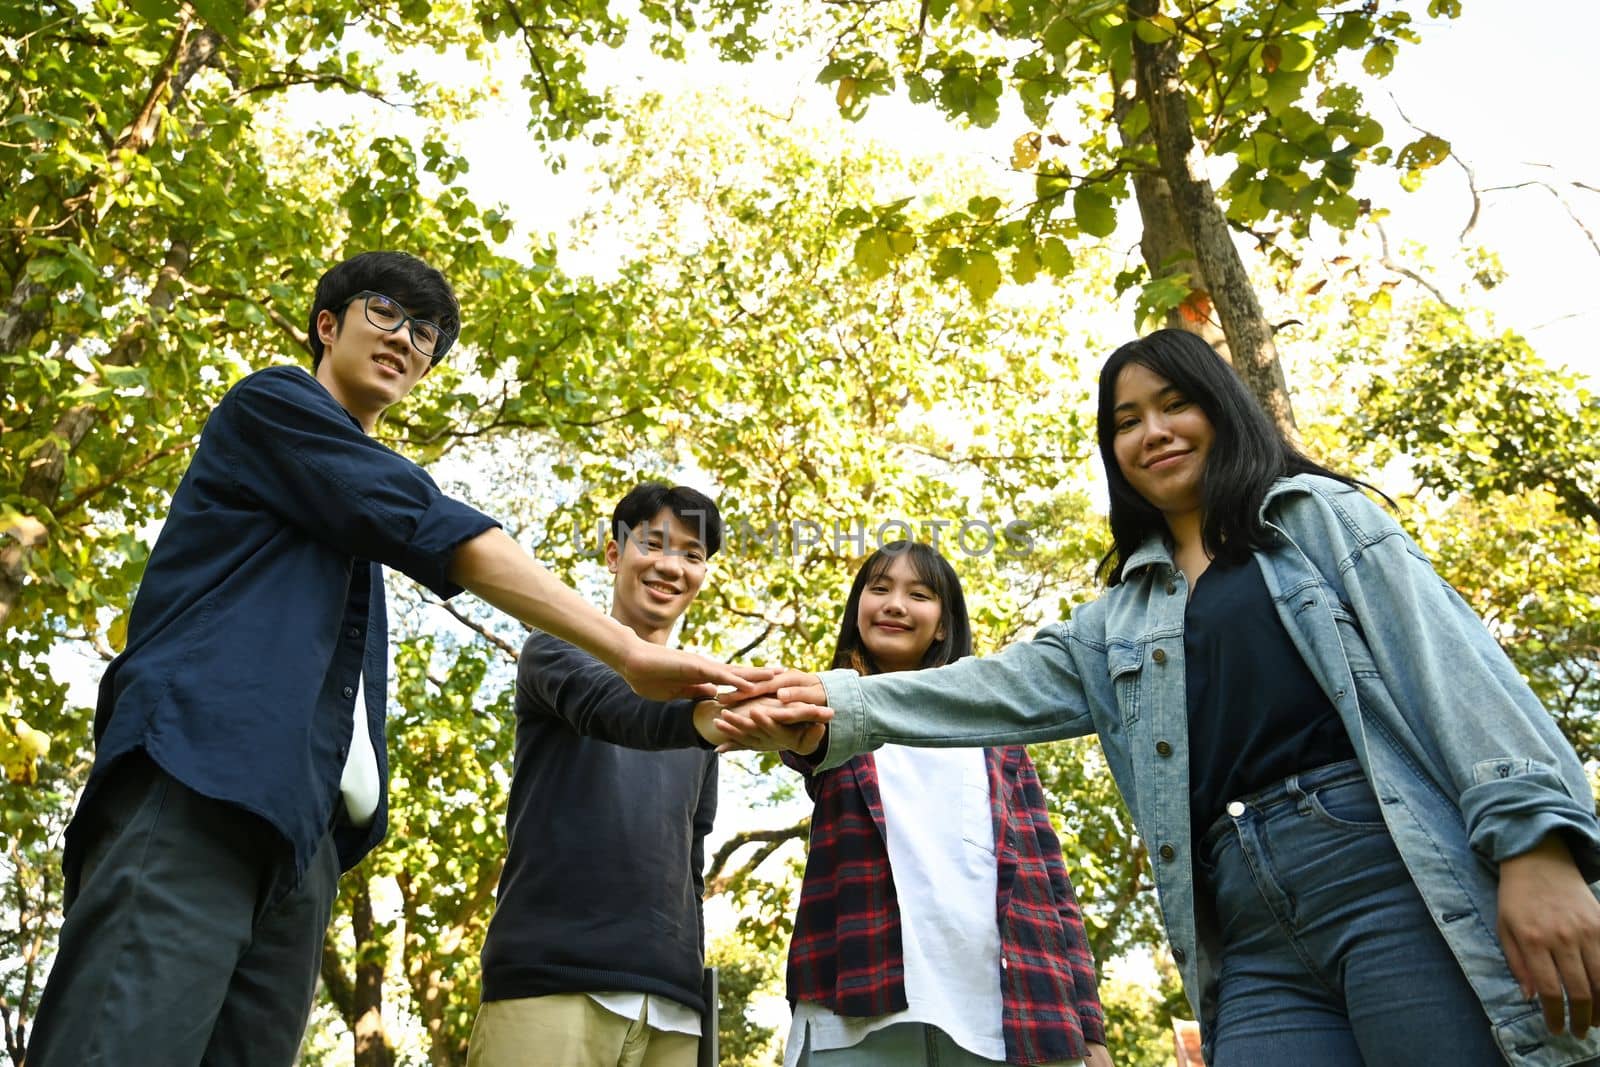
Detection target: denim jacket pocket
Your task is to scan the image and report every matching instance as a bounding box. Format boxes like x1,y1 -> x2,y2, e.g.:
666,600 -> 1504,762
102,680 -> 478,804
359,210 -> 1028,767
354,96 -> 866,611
1108,643 -> 1143,727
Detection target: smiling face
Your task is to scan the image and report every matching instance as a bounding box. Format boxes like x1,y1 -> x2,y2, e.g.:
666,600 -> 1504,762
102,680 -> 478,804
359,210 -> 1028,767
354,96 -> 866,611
1111,361 -> 1215,522
855,552 -> 946,673
606,507 -> 709,643
313,294 -> 432,432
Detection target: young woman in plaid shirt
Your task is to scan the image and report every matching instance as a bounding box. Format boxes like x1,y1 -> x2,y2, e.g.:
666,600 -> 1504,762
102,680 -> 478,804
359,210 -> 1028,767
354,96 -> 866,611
779,542 -> 1114,1067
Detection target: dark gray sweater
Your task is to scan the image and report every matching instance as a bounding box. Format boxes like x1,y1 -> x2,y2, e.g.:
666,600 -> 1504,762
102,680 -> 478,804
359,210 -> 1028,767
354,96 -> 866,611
479,631 -> 717,1011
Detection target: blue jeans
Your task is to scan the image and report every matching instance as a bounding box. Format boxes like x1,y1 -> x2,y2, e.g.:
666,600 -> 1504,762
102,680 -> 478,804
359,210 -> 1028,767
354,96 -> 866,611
1198,759 -> 1506,1066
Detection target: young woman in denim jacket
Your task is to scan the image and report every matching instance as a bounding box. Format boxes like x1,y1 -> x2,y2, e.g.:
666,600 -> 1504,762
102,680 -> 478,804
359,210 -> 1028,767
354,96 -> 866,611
724,330 -> 1600,1066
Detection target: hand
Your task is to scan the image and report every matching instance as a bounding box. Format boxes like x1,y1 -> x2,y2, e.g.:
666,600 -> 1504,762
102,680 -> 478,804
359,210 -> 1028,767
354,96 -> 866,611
713,697 -> 830,754
1498,834 -> 1600,1037
1083,1041 -> 1115,1067
714,667 -> 825,704
693,699 -> 814,751
619,640 -> 773,702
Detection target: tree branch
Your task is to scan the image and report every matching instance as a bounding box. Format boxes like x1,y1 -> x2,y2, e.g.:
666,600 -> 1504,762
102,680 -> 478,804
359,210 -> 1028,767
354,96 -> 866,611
704,820 -> 808,897
426,596 -> 522,660
1372,218 -> 1454,308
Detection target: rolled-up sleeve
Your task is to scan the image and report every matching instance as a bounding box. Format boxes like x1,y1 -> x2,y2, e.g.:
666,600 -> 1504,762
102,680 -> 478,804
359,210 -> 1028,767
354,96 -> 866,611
220,367 -> 498,598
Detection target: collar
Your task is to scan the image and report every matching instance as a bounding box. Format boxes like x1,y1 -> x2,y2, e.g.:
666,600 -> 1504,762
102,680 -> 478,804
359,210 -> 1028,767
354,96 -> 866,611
1122,537 -> 1175,578
1121,476 -> 1311,578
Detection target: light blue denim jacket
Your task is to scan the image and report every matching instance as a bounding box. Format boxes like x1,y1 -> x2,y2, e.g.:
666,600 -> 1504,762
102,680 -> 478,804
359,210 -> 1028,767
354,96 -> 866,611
816,474 -> 1600,1066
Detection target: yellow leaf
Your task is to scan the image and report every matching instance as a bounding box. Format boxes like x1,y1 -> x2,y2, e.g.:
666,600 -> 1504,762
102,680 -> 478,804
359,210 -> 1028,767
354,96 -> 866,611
1011,132 -> 1042,170
835,77 -> 858,109
109,610 -> 129,652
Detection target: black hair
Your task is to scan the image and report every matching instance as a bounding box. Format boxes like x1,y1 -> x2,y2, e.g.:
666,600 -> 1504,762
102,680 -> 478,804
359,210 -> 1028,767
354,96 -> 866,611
306,251 -> 461,369
611,482 -> 724,558
829,541 -> 973,675
1096,329 -> 1377,585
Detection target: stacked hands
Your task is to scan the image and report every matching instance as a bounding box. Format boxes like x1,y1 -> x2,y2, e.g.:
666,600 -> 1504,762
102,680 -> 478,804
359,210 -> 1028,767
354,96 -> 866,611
679,667 -> 834,756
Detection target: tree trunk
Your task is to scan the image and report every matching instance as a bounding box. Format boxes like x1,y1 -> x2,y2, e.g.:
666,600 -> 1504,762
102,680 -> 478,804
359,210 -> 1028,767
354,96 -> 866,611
351,880 -> 396,1067
1128,0 -> 1296,432
1112,80 -> 1228,354
397,861 -> 503,1067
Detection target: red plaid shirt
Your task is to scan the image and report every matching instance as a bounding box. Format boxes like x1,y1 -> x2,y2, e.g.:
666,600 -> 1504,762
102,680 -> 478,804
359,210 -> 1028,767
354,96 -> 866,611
783,745 -> 1105,1065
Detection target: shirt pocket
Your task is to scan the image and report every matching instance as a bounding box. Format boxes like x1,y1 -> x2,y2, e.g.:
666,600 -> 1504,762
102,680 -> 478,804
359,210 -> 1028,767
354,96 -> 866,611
963,758 -> 997,857
1108,642 -> 1143,727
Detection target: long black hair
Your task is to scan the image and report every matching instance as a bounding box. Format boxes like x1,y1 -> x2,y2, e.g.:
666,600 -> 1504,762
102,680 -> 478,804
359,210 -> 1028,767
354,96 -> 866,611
1096,329 -> 1373,585
829,541 -> 973,674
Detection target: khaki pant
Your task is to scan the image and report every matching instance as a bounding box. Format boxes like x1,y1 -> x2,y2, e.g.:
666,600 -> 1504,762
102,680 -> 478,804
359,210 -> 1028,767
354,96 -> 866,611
468,993 -> 699,1067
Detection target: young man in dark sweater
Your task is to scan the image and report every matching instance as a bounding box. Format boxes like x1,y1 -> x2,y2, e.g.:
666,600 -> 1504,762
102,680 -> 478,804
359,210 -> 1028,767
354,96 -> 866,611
25,255 -> 756,1067
469,483 -> 735,1067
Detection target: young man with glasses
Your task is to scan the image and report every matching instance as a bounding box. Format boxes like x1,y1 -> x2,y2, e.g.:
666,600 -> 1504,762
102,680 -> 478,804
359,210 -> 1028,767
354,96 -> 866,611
26,252 -> 759,1067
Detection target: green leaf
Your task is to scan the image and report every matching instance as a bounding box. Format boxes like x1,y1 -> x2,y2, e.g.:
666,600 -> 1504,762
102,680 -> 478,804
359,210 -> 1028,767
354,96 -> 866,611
852,229 -> 892,280
1396,134 -> 1450,172
189,0 -> 244,39
1133,15 -> 1176,43
1041,238 -> 1074,277
1362,40 -> 1396,76
958,251 -> 1002,304
1073,187 -> 1117,237
1338,14 -> 1373,50
1012,241 -> 1040,284
1275,37 -> 1315,72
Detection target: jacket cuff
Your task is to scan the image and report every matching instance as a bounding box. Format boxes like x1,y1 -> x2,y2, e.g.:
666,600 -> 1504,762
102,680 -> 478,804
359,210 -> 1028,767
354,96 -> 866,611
815,669 -> 864,771
1461,759 -> 1600,882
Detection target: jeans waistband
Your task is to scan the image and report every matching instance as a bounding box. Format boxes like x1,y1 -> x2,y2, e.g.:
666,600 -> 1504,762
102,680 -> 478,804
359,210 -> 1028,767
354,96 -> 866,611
1199,758 -> 1369,858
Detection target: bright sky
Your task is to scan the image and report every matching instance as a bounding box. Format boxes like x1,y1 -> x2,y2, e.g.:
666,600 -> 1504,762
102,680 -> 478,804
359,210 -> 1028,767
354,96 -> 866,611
402,0 -> 1600,384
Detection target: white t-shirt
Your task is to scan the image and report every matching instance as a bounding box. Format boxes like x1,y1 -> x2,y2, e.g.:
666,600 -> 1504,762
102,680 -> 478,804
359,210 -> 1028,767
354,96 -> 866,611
340,674 -> 379,827
587,992 -> 702,1036
787,745 -> 1007,1063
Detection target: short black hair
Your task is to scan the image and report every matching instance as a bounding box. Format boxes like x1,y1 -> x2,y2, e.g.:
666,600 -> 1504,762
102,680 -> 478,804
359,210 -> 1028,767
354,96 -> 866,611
306,251 -> 461,369
829,541 -> 973,674
611,482 -> 723,558
1096,329 -> 1373,584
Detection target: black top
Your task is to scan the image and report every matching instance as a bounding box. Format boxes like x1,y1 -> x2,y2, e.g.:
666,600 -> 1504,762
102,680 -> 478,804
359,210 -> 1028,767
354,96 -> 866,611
1184,555 -> 1356,842
479,632 -> 718,1012
73,366 -> 498,881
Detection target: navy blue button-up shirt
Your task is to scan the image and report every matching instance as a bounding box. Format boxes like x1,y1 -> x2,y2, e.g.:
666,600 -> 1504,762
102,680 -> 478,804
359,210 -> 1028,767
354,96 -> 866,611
71,365 -> 499,879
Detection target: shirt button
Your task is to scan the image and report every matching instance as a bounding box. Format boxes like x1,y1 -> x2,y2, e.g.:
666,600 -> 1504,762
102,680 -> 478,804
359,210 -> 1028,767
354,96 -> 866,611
1000,956 -> 1008,970
1158,843 -> 1176,862
342,685 -> 355,699
1152,648 -> 1167,665
1172,946 -> 1186,965
336,744 -> 348,760
1227,801 -> 1246,817
348,627 -> 361,639
1156,740 -> 1173,757
1165,581 -> 1177,595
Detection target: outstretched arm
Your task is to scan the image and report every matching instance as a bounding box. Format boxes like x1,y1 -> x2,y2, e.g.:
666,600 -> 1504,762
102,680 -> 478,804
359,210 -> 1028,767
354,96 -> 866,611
450,528 -> 766,701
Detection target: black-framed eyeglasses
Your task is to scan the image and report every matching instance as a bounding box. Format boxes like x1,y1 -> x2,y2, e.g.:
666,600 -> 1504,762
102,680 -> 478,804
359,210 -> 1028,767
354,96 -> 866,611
341,290 -> 455,364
